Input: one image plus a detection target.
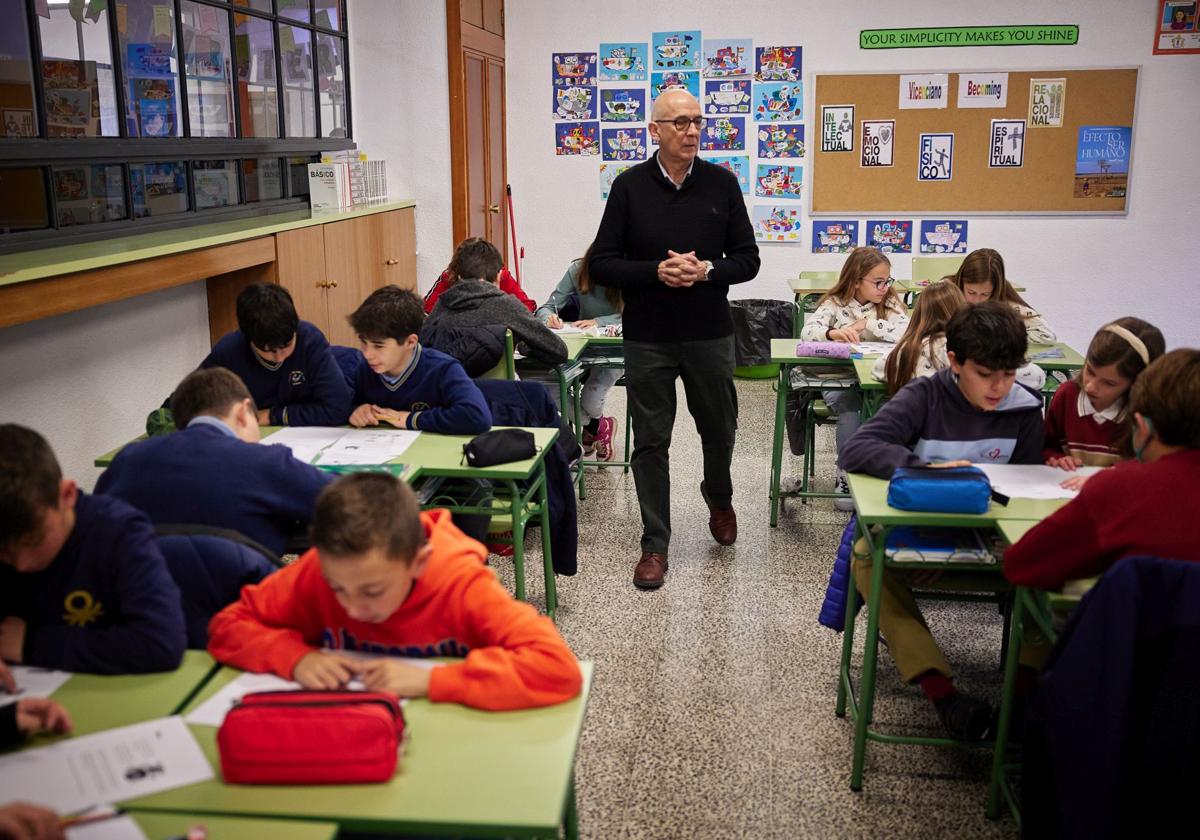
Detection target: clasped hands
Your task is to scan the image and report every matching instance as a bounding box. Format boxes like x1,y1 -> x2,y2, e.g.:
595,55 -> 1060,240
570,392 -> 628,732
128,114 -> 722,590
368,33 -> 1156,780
350,403 -> 410,429
657,250 -> 708,288
293,650 -> 432,699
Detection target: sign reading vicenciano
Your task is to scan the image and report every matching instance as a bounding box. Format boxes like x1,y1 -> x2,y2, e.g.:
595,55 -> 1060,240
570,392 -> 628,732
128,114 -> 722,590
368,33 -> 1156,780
860,25 -> 1079,49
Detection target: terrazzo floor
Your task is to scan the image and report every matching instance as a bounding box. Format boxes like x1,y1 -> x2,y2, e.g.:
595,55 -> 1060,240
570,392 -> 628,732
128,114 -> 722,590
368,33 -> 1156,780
492,377 -> 1018,840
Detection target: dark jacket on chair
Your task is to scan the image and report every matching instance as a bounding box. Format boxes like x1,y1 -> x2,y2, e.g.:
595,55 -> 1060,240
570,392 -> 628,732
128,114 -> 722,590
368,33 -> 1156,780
425,280 -> 568,366
420,322 -> 508,377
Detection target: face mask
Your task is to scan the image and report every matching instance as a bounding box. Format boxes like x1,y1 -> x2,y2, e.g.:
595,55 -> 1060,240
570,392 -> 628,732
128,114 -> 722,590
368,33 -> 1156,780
1132,416 -> 1156,463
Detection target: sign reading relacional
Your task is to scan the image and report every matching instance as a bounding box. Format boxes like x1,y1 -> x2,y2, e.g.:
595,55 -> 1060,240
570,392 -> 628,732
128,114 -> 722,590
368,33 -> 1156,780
957,72 -> 1009,108
899,73 -> 949,109
1028,77 -> 1066,127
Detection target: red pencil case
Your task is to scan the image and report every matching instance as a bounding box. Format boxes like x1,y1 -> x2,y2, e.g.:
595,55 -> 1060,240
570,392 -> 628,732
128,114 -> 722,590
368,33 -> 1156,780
217,690 -> 405,785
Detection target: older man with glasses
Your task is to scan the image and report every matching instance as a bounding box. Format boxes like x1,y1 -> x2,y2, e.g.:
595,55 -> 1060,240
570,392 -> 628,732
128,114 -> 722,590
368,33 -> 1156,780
589,89 -> 760,590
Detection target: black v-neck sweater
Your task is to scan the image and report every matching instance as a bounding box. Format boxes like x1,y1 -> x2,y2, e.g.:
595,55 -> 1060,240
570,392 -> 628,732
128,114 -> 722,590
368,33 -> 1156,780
588,153 -> 760,342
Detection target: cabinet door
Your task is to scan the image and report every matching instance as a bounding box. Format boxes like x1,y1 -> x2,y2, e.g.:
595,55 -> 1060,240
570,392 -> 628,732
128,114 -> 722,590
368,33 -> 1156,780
322,209 -> 416,346
276,226 -> 331,337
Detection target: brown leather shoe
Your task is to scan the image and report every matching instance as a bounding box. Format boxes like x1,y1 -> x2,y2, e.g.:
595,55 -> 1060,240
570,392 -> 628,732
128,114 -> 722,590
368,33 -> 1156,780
701,481 -> 737,545
633,552 -> 668,589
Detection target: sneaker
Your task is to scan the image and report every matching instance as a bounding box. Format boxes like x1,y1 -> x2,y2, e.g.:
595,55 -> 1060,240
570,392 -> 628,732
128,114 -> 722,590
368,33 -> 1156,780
592,416 -> 616,462
934,692 -> 994,741
834,471 -> 855,512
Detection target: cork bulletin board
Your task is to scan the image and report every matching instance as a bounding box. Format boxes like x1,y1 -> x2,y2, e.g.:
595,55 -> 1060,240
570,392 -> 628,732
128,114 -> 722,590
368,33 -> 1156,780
810,67 -> 1139,215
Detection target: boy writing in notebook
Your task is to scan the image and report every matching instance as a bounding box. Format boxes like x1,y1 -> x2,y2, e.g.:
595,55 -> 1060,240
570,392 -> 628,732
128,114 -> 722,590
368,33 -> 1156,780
0,425 -> 185,676
207,473 -> 582,710
839,302 -> 1044,741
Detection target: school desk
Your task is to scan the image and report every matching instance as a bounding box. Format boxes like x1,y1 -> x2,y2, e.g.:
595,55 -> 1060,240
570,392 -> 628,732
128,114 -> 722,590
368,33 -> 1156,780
788,275 -> 839,337
126,811 -> 339,840
571,335 -> 630,496
120,662 -> 594,839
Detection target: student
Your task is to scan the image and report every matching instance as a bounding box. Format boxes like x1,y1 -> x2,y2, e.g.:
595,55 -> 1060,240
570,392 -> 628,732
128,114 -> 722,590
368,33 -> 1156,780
0,799 -> 62,840
536,246 -> 623,460
840,302 -> 1044,740
424,238 -> 568,367
98,368 -> 332,557
191,282 -> 352,427
952,248 -> 1056,344
1007,349 -> 1200,590
207,473 -> 583,710
800,246 -> 909,507
1043,317 -> 1165,480
0,695 -> 72,748
0,425 -> 185,675
424,263 -> 536,315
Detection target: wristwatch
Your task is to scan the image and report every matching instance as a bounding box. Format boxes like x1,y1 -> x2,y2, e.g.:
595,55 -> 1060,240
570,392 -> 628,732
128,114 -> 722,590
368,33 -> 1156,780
703,260 -> 714,280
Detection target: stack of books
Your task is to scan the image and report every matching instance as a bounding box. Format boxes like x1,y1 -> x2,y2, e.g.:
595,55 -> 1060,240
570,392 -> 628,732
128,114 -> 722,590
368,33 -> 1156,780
308,151 -> 388,212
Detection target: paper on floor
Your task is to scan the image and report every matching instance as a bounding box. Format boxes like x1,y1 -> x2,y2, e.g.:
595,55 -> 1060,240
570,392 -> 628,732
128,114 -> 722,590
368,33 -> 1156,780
0,666 -> 72,708
976,463 -> 1102,500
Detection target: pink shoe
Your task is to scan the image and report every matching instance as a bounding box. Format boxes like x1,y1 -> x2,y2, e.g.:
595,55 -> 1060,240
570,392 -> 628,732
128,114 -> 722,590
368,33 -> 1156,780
593,416 -> 616,462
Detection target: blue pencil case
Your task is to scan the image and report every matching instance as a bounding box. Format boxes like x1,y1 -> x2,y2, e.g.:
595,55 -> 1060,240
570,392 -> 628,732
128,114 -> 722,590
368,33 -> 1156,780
887,466 -> 992,515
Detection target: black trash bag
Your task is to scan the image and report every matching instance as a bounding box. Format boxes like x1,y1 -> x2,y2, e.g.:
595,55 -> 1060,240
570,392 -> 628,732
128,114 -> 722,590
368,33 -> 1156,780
785,390 -> 813,456
729,298 -> 795,367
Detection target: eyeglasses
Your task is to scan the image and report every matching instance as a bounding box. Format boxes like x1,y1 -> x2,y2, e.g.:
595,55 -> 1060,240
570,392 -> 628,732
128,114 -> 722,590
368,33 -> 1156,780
654,116 -> 707,131
867,277 -> 895,290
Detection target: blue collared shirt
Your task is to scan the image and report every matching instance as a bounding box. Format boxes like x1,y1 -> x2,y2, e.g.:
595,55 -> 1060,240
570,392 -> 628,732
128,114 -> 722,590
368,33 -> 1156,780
187,415 -> 238,438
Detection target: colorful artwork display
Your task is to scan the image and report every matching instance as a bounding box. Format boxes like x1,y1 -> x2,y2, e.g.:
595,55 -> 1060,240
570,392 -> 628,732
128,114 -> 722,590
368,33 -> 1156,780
753,82 -> 802,121
1074,125 -> 1131,198
600,163 -> 631,199
132,78 -> 176,137
821,105 -> 854,152
652,30 -> 700,69
702,39 -> 752,76
703,79 -> 751,114
602,126 -> 647,161
554,85 -> 596,120
699,116 -> 745,151
1154,0 -> 1200,54
651,71 -> 700,101
754,45 -> 800,82
918,133 -> 954,180
866,220 -> 913,253
600,88 -> 645,122
811,220 -> 859,253
919,219 -> 969,254
704,154 -> 750,193
989,119 -> 1025,167
755,163 -> 802,199
555,121 -> 599,156
598,42 -> 647,81
552,52 -> 597,87
757,123 -> 804,158
752,205 -> 802,243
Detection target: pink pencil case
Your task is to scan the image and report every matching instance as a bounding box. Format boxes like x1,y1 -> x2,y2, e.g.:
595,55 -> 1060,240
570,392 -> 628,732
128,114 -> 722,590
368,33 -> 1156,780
795,341 -> 852,359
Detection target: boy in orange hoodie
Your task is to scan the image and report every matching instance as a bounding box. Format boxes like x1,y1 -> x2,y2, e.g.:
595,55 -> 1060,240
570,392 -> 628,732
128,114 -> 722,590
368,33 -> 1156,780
207,473 -> 582,710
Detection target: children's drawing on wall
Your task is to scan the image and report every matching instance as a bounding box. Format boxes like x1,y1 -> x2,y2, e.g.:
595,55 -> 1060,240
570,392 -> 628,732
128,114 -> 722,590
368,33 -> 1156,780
652,30 -> 700,70
758,123 -> 804,158
754,45 -> 800,82
754,82 -> 802,121
1154,0 -> 1200,52
989,119 -> 1025,167
1027,78 -> 1066,128
752,205 -> 802,243
703,79 -> 750,114
919,219 -> 968,254
702,39 -> 752,77
703,154 -> 750,193
602,126 -> 647,161
552,52 -> 597,87
1162,0 -> 1196,30
598,42 -> 648,82
554,85 -> 596,120
755,163 -> 803,199
555,121 -> 599,156
600,163 -> 631,199
811,220 -> 859,254
600,88 -> 645,122
651,71 -> 700,101
867,219 -> 912,254
699,116 -> 745,151
917,133 -> 954,181
1074,125 -> 1131,198
860,120 -> 893,166
820,104 -> 854,152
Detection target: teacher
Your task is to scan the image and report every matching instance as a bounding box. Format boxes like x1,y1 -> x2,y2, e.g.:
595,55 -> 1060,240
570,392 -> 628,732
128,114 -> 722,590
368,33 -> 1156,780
589,89 -> 761,590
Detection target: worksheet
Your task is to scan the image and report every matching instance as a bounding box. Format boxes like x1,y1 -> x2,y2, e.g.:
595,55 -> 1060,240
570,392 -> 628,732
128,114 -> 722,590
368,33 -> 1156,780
0,666 -> 72,708
976,463 -> 1102,500
260,426 -> 346,464
314,428 -> 421,466
66,811 -> 149,840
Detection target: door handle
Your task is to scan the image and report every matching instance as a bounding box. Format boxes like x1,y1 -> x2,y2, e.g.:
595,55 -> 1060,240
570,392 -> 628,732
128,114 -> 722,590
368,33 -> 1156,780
328,280 -> 338,288
488,204 -> 500,214
385,258 -> 399,265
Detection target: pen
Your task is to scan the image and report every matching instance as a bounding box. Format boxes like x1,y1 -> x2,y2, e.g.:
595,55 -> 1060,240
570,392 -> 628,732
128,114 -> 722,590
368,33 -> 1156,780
60,806 -> 125,828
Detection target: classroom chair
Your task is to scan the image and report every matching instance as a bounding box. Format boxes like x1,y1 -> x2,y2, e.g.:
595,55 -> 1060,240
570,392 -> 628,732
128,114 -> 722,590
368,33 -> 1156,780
794,270 -> 841,337
910,255 -> 965,284
476,329 -> 516,380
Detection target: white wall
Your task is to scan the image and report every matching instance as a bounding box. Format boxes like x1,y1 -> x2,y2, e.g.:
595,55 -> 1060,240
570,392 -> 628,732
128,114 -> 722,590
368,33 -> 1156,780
503,0 -> 1200,351
348,0 -> 453,291
0,284 -> 211,490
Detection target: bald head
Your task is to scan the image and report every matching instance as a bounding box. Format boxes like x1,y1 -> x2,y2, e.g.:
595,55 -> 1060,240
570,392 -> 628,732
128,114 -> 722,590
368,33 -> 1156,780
652,89 -> 700,121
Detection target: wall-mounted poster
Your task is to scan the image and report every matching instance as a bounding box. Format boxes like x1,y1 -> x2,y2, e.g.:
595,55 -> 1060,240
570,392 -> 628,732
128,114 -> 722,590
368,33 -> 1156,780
812,220 -> 859,253
699,116 -> 745,151
650,71 -> 700,101
989,119 -> 1025,167
554,85 -> 596,120
600,88 -> 645,122
703,79 -> 750,114
704,154 -> 750,193
600,163 -> 631,199
598,42 -> 647,81
554,121 -> 599,155
2,109 -> 35,137
652,30 -> 700,69
601,126 -> 647,161
754,45 -> 800,82
1074,125 -> 1131,198
132,78 -> 176,137
860,120 -> 893,166
1028,77 -> 1066,127
866,219 -> 913,253
752,205 -> 803,243
957,73 -> 1009,108
758,123 -> 804,158
918,133 -> 954,180
1154,0 -> 1200,54
755,163 -> 803,199
821,105 -> 854,152
551,52 -> 597,87
899,73 -> 949,109
753,82 -> 802,121
702,39 -> 752,77
919,219 -> 969,254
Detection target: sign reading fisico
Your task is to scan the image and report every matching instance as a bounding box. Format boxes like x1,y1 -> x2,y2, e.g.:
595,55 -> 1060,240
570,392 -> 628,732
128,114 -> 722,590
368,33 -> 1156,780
860,25 -> 1079,49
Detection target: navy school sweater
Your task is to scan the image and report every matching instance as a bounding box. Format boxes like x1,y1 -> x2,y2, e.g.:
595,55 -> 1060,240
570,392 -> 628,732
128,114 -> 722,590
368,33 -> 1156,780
199,320 -> 353,426
0,493 -> 185,674
95,422 -> 332,556
350,344 -> 492,435
839,367 -> 1044,478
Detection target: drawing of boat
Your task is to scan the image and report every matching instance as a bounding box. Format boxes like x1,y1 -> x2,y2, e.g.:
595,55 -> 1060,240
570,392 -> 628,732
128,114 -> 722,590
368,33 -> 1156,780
556,86 -> 593,118
872,223 -> 907,247
555,55 -> 590,78
657,35 -> 690,60
706,45 -> 744,74
603,90 -> 641,118
762,208 -> 800,232
560,126 -> 596,153
709,82 -> 748,107
654,73 -> 688,96
757,166 -> 797,195
607,130 -> 643,152
817,224 -> 851,248
924,223 -> 961,250
763,86 -> 796,113
762,125 -> 798,155
757,47 -> 796,78
602,48 -> 634,71
704,118 -> 740,146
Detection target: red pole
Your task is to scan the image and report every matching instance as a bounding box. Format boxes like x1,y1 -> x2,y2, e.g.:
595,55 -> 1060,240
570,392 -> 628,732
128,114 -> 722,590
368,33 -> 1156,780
506,184 -> 521,285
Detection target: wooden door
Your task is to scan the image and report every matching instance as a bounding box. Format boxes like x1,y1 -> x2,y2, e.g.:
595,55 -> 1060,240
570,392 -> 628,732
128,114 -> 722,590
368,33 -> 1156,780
448,0 -> 507,260
275,226 -> 330,337
321,210 -> 417,346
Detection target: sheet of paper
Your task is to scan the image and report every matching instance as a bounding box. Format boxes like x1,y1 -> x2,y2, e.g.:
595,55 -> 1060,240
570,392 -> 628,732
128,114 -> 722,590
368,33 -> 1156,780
261,426 -> 346,464
0,717 -> 213,813
66,814 -> 149,840
314,428 -> 421,466
0,666 -> 72,708
850,341 -> 896,357
976,463 -> 1102,500
550,324 -> 584,334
